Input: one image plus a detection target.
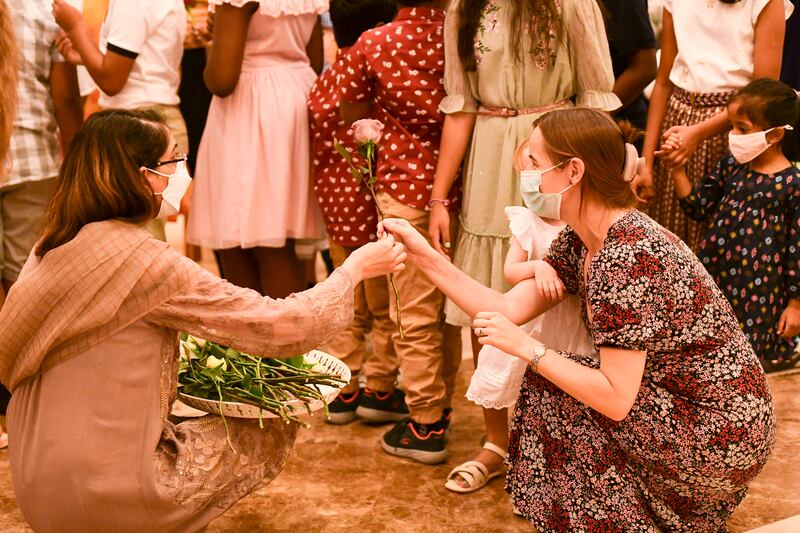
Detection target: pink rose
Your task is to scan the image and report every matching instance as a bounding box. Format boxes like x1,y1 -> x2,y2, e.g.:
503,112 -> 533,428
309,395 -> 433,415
351,119 -> 384,144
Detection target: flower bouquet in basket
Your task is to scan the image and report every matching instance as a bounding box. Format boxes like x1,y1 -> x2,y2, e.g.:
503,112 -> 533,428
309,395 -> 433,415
177,335 -> 349,450
333,119 -> 405,339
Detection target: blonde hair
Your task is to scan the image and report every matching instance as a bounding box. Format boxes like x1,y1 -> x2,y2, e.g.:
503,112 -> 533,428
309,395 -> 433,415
0,0 -> 17,184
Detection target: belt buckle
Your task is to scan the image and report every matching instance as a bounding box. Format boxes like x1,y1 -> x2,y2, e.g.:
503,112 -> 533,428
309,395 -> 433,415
504,108 -> 519,117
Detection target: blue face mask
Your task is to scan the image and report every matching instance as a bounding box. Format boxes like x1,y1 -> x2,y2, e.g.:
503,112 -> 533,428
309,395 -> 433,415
519,161 -> 575,220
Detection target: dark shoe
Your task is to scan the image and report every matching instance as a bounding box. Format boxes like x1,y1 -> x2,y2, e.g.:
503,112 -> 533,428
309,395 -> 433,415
381,416 -> 448,465
355,388 -> 409,423
326,388 -> 362,425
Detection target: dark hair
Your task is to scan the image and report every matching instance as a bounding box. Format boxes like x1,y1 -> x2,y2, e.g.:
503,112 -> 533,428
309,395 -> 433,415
730,78 -> 800,160
531,108 -> 639,210
329,0 -> 398,48
457,0 -> 562,72
36,109 -> 169,257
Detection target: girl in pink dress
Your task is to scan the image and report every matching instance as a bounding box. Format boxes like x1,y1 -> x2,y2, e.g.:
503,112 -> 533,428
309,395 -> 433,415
188,0 -> 326,298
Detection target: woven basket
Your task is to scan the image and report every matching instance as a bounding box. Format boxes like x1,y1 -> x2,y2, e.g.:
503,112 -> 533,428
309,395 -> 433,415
179,349 -> 350,419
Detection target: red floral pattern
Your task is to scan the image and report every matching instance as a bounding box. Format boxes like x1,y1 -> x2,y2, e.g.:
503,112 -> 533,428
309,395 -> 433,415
509,210 -> 775,531
309,55 -> 378,246
335,7 -> 460,210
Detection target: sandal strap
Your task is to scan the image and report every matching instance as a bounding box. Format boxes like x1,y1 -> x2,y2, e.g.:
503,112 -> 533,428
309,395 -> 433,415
483,441 -> 507,460
447,461 -> 490,486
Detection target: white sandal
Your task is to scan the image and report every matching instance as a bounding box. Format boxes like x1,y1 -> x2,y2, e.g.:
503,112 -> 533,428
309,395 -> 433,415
444,442 -> 507,493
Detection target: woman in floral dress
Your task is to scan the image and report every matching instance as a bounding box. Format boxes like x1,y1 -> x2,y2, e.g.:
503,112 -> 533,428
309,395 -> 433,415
382,108 -> 775,530
429,0 -> 621,492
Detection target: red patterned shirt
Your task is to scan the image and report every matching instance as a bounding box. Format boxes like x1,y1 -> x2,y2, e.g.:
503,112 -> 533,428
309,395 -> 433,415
336,7 -> 459,211
309,51 -> 379,247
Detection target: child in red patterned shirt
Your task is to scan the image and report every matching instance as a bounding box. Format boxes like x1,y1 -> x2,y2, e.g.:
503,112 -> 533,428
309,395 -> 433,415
309,0 -> 407,425
338,0 -> 462,465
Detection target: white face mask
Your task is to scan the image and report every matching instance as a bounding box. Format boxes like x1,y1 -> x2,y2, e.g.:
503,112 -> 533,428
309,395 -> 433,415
728,125 -> 793,164
519,161 -> 576,220
148,160 -> 192,219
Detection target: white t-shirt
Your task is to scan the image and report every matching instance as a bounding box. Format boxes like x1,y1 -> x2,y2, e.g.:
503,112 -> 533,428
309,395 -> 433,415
98,0 -> 186,109
664,0 -> 794,93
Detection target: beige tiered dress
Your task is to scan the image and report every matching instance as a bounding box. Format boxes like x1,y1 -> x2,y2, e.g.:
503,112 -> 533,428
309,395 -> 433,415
0,221 -> 354,532
440,0 -> 621,326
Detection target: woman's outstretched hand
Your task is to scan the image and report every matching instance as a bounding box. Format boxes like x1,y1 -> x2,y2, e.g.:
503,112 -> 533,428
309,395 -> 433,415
472,311 -> 536,362
341,235 -> 406,283
378,218 -> 436,265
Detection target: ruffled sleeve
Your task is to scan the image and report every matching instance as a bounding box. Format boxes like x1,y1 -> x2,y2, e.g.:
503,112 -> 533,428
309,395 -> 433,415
145,260 -> 355,358
208,0 -> 328,17
438,0 -> 479,114
505,207 -> 536,256
564,0 -> 622,111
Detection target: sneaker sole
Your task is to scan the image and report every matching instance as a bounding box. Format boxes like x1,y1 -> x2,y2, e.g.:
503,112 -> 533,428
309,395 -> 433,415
356,406 -> 409,423
381,439 -> 448,465
325,411 -> 357,425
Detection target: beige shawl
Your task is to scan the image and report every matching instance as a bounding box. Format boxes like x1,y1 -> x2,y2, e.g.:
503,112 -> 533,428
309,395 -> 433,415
0,220 -> 198,391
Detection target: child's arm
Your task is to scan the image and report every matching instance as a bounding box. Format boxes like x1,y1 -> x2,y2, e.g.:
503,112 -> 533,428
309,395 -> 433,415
203,3 -> 258,97
49,61 -> 83,150
306,16 -> 324,75
780,185 -> 800,339
669,152 -> 729,223
503,237 -> 535,285
52,0 -> 134,97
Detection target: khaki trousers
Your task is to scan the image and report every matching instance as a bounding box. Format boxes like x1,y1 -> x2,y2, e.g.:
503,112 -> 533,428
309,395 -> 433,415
324,241 -> 399,393
377,192 -> 462,424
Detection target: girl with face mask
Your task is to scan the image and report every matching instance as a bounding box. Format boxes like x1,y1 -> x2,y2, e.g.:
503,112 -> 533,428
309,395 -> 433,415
669,78 -> 800,373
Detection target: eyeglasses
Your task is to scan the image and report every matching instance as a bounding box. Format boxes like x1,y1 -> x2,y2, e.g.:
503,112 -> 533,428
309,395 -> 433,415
156,153 -> 188,167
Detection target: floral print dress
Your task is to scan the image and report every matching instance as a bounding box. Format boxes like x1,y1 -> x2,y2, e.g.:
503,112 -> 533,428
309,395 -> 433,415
680,156 -> 800,367
506,210 -> 775,531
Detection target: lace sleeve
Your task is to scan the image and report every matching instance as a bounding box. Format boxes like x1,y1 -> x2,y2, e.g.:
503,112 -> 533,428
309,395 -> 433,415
438,0 -> 479,114
565,0 -> 622,111
145,260 -> 354,357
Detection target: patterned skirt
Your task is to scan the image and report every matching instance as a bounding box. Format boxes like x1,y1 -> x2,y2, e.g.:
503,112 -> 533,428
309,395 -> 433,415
645,88 -> 733,251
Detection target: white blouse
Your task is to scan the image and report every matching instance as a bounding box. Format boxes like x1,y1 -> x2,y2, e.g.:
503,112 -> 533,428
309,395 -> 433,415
664,0 -> 794,93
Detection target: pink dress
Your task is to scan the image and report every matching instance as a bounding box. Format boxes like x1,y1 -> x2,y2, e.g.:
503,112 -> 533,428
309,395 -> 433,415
188,11 -> 325,249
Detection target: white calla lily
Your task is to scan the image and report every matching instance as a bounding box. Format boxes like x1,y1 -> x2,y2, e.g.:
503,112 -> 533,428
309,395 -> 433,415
206,355 -> 227,371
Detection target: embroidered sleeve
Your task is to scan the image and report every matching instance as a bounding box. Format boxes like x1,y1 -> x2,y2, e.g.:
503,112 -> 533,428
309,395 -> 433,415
145,262 -> 355,358
543,226 -> 583,294
438,0 -> 479,114
565,0 -> 621,111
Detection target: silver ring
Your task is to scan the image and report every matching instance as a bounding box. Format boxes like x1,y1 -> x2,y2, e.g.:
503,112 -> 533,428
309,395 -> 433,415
475,327 -> 485,337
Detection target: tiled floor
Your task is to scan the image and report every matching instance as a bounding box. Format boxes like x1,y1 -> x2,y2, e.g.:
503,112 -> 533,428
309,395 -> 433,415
0,368 -> 797,532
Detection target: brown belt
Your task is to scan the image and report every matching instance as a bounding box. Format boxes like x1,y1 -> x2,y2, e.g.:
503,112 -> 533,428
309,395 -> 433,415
476,98 -> 572,117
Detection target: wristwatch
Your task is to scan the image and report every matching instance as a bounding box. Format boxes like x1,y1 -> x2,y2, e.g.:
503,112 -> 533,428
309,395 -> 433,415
531,343 -> 548,373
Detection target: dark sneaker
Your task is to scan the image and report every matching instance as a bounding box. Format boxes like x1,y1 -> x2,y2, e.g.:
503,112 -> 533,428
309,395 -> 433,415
381,417 -> 448,465
326,388 -> 362,425
355,388 -> 409,423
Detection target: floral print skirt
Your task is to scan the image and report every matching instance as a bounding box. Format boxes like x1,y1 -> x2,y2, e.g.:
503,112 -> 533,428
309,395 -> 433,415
505,353 -> 774,532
